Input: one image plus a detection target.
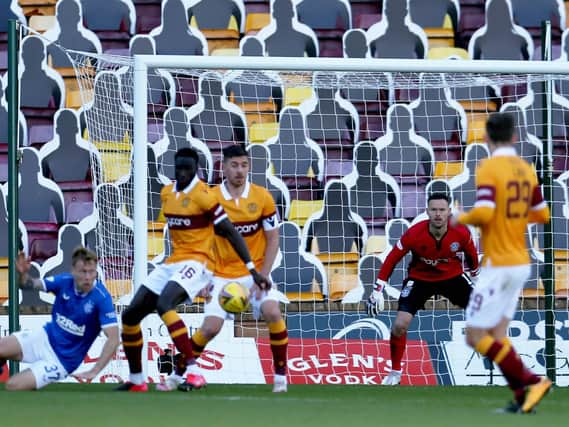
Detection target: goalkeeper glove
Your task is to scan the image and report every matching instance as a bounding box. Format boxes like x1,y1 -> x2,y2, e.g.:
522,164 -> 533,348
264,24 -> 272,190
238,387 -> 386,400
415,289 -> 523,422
366,279 -> 387,317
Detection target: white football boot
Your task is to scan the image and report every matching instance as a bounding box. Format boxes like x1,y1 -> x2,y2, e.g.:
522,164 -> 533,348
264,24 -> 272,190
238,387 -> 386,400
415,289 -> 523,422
381,369 -> 402,385
156,373 -> 184,391
273,374 -> 288,393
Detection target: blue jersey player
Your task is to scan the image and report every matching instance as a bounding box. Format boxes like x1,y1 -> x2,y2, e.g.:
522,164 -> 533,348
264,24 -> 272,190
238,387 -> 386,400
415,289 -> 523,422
0,247 -> 119,390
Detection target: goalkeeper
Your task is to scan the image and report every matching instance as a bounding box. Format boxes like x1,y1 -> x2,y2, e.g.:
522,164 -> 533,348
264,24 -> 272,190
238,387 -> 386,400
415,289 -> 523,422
367,192 -> 479,385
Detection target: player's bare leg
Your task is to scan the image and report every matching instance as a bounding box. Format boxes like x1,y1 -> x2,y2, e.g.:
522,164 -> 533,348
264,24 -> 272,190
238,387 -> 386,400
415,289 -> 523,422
383,311 -> 413,385
158,317 -> 224,392
262,300 -> 288,393
0,336 -> 36,391
466,318 -> 543,413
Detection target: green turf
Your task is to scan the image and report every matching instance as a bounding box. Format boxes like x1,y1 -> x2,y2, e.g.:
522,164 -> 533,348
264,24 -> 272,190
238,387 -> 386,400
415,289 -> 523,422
0,384 -> 567,427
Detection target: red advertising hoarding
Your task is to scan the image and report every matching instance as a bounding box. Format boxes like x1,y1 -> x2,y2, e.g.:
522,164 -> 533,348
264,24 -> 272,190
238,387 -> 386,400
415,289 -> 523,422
257,338 -> 437,385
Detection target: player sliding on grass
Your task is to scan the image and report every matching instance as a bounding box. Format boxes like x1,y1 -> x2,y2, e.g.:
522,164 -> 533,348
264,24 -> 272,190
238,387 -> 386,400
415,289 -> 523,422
367,192 -> 479,385
116,147 -> 269,392
452,112 -> 552,413
0,247 -> 119,390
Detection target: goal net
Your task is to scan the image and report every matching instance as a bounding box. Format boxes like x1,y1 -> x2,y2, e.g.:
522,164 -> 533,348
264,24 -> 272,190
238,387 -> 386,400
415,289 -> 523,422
64,49 -> 569,386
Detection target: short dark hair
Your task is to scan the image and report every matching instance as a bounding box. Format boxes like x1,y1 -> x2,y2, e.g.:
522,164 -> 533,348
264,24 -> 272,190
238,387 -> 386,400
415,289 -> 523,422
174,147 -> 199,164
486,112 -> 515,144
427,192 -> 451,205
71,246 -> 98,266
222,144 -> 248,161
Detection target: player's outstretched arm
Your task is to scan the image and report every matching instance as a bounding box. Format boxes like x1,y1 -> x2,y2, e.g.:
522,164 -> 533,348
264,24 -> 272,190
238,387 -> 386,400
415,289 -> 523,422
15,251 -> 44,290
73,325 -> 120,382
215,218 -> 270,290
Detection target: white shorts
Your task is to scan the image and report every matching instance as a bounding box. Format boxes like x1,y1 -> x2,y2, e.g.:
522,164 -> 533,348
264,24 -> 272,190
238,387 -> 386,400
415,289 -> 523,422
14,328 -> 68,389
204,274 -> 288,320
465,264 -> 530,329
143,260 -> 212,301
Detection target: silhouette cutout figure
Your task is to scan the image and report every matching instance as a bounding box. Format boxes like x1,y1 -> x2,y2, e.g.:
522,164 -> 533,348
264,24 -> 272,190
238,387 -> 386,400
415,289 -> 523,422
272,221 -> 326,295
149,0 -> 208,56
188,0 -> 245,32
0,78 -> 27,146
265,107 -> 324,186
118,35 -> 175,107
0,185 -> 26,258
302,180 -> 368,255
305,72 -> 359,159
40,109 -> 95,183
510,0 -> 565,31
18,147 -> 65,223
248,143 -> 291,220
80,0 -> 135,33
224,37 -> 284,115
343,29 -> 369,59
257,0 -> 318,57
0,0 -> 26,33
343,141 -> 400,223
45,0 -> 102,69
118,144 -> 170,222
153,107 -> 213,183
297,0 -> 351,31
449,143 -> 490,211
409,73 -> 467,146
82,70 -> 133,145
408,0 -> 459,30
500,102 -> 542,171
188,71 -> 247,150
19,36 -> 65,109
468,0 -> 533,60
42,224 -> 85,277
367,0 -> 428,59
380,218 -> 412,291
375,104 -> 435,178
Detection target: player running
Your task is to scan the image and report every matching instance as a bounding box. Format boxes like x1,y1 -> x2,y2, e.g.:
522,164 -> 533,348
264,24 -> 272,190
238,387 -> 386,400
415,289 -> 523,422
452,112 -> 551,413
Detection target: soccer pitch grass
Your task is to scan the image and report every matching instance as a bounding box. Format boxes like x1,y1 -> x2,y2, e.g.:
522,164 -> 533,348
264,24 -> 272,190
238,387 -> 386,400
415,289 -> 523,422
1,384 -> 567,427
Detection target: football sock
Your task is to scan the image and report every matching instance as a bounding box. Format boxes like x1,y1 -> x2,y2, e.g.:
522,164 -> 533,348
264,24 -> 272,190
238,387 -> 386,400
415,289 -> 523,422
268,319 -> 288,376
122,324 -> 143,375
161,310 -> 195,372
190,329 -> 209,358
476,336 -> 539,397
390,333 -> 407,371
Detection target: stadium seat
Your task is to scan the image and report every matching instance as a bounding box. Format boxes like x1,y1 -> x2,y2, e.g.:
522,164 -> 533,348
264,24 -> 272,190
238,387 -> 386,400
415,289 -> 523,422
147,221 -> 166,259
19,0 -> 57,16
284,86 -> 313,107
434,161 -> 463,179
328,272 -> 359,301
427,46 -> 469,59
364,235 -> 386,255
289,199 -> 323,227
249,122 -> 279,143
188,0 -> 244,53
245,12 -> 271,35
409,0 -> 458,47
28,15 -> 56,33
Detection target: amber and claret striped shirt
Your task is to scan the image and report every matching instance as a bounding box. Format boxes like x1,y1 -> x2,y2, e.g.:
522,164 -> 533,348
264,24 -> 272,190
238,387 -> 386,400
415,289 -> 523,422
458,146 -> 550,267
161,176 -> 227,266
213,181 -> 278,278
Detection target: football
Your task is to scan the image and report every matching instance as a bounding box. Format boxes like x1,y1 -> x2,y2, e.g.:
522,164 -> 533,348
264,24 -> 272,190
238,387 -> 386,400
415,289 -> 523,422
218,281 -> 250,314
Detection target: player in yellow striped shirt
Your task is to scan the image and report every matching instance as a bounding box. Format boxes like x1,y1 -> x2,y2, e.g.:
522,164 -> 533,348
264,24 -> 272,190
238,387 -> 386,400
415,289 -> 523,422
452,112 -> 551,413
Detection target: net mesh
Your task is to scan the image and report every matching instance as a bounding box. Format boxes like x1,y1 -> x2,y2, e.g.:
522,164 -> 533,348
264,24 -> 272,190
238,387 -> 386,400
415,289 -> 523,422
59,48 -> 569,385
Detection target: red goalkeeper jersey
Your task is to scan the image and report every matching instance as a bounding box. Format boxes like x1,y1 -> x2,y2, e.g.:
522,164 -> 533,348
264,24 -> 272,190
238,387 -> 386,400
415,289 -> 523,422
378,219 -> 479,283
